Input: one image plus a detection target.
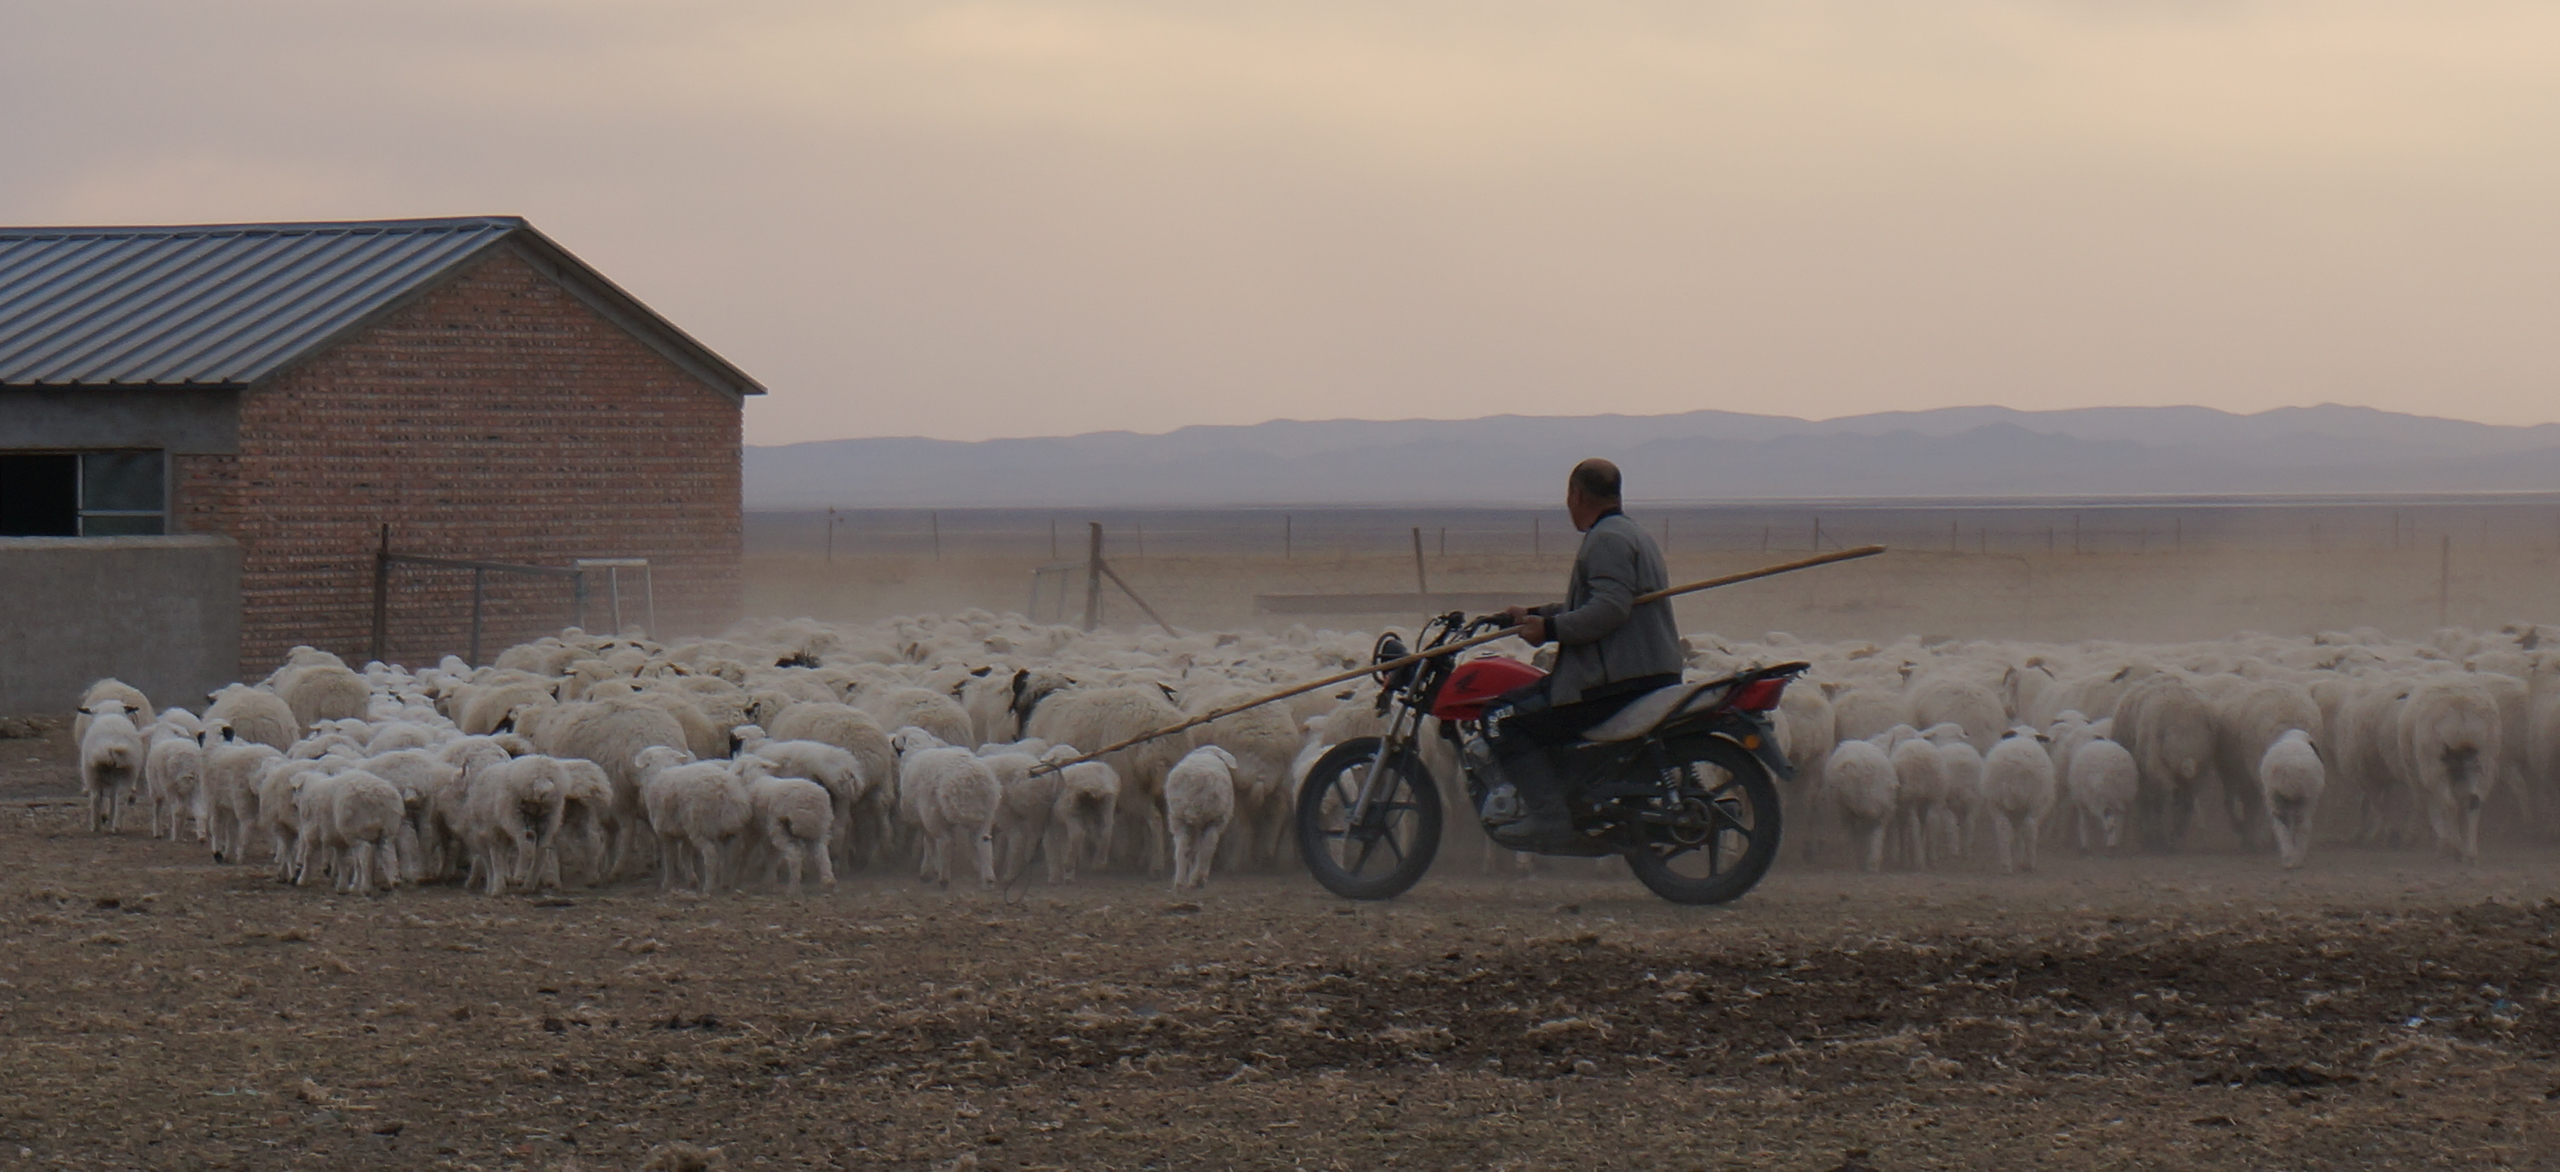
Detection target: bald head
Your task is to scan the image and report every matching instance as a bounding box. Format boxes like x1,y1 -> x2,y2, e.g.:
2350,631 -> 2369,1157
1566,458 -> 1621,532
1570,458 -> 1622,504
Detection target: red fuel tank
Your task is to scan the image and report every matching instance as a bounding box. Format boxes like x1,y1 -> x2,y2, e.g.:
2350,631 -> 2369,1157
1431,657 -> 1547,721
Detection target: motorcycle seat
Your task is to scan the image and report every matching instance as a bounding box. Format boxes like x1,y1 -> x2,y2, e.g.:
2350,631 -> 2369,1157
1576,680 -> 1729,743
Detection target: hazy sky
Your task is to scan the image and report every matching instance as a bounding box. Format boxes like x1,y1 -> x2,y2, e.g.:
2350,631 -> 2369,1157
6,1 -> 2556,443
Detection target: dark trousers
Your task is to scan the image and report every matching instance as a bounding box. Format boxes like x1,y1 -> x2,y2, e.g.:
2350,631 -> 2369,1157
1488,673 -> 1683,752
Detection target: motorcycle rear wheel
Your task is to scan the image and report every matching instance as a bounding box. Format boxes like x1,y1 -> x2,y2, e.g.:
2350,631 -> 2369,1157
1624,737 -> 1783,905
1295,736 -> 1443,901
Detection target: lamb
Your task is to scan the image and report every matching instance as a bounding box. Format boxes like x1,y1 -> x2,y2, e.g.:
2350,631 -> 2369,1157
2258,729 -> 2325,869
2397,676 -> 2502,861
1820,733 -> 1900,872
205,684 -> 299,752
143,712 -> 207,841
293,769 -> 406,894
2065,736 -> 2139,853
1983,726 -> 2058,874
77,699 -> 146,834
634,746 -> 752,894
890,728 -> 1001,889
1041,744 -> 1121,882
738,758 -> 836,895
1163,745 -> 1237,892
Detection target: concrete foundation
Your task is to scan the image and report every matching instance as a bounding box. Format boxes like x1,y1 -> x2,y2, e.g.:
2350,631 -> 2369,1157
0,536 -> 241,717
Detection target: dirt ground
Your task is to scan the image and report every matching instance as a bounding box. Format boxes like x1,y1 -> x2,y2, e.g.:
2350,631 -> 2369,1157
4,752 -> 2558,1172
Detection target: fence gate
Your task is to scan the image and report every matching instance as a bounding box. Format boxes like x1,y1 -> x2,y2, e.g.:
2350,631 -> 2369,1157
364,525 -> 648,667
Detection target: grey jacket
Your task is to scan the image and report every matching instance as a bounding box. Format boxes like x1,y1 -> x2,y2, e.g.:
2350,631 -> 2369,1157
1534,511 -> 1683,704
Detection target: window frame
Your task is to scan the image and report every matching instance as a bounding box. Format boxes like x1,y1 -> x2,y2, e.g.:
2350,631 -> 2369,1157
0,448 -> 169,537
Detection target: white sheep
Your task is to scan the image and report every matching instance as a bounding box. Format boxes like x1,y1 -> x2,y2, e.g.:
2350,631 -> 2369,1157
767,702 -> 898,867
1163,745 -> 1237,892
535,697 -> 692,879
864,686 -> 975,748
1820,734 -> 1900,873
460,754 -> 567,895
733,725 -> 872,873
1182,687 -> 1301,870
74,678 -> 152,747
739,758 -> 836,895
890,727 -> 1001,889
196,733 -> 281,864
293,769 -> 406,894
634,745 -> 752,894
1887,733 -> 1948,869
2258,728 -> 2325,869
980,748 -> 1060,883
1929,728 -> 1986,864
266,655 -> 372,729
2111,673 -> 2217,850
2398,676 -> 2501,861
1041,744 -> 1121,882
77,699 -> 145,834
2065,736 -> 2139,853
1983,726 -> 2058,874
1023,685 -> 1185,874
204,683 -> 299,752
143,712 -> 207,841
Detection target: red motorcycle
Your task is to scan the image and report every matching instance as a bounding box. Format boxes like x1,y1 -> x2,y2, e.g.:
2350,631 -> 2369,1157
1294,611 -> 1803,905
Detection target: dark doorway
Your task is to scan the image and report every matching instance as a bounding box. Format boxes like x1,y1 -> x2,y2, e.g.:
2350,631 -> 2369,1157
0,453 -> 79,536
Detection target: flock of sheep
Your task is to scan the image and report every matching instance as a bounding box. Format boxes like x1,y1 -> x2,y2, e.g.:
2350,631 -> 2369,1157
1761,621 -> 2548,874
63,608 -> 2553,899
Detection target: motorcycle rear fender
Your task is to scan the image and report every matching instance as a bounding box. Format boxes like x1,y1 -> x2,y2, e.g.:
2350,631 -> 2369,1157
1675,712 -> 1794,782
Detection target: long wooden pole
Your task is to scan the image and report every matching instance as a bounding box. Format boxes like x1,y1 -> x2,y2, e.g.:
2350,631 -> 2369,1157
1029,544 -> 1885,774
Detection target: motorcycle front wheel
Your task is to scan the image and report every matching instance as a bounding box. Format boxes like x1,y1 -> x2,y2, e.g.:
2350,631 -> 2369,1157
1624,736 -> 1783,905
1295,736 -> 1443,901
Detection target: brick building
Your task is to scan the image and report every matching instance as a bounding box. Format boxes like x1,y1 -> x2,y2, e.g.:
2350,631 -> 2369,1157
0,217 -> 762,682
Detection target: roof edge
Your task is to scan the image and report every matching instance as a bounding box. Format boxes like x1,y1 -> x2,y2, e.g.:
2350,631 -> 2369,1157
0,215 -> 530,239
499,228 -> 765,399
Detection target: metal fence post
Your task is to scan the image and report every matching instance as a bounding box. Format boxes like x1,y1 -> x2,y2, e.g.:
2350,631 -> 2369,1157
468,566 -> 487,667
1084,523 -> 1105,631
368,523 -> 390,665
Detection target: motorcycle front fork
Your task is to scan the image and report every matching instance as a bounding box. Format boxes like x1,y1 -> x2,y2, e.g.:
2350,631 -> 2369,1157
1347,700 -> 1430,830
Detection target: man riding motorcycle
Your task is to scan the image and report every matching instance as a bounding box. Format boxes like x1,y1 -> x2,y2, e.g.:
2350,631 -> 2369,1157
1479,458 -> 1685,848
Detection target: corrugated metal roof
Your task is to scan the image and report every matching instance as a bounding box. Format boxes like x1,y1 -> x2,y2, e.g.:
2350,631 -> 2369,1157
0,216 -> 761,396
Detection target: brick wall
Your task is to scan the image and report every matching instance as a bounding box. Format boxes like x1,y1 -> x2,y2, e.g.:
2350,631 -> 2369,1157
174,247 -> 746,673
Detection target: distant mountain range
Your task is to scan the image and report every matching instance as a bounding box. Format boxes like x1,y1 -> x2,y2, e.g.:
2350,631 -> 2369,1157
744,404 -> 2560,507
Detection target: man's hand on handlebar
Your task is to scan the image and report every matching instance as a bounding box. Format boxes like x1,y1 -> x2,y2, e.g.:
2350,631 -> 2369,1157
1502,605 -> 1547,645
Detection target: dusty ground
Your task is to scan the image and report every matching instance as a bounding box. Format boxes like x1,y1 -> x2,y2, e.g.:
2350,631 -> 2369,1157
3,771 -> 2557,1172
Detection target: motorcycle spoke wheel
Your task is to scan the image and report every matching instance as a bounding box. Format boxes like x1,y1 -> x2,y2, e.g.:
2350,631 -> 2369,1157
1296,737 -> 1443,901
1625,739 -> 1783,905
